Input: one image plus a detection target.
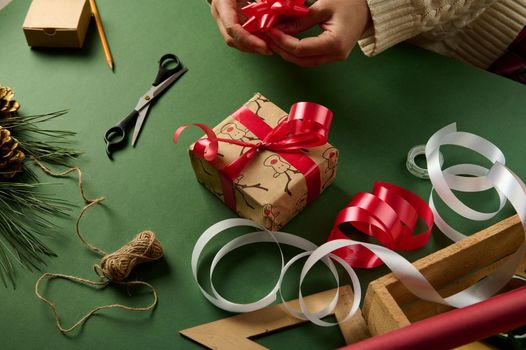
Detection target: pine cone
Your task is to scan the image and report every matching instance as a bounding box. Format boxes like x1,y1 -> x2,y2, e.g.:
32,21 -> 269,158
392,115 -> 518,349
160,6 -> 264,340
0,85 -> 20,119
0,126 -> 25,180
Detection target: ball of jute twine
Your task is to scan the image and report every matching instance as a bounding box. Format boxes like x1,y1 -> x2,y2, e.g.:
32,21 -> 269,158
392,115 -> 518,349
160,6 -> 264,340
97,230 -> 163,281
33,157 -> 163,333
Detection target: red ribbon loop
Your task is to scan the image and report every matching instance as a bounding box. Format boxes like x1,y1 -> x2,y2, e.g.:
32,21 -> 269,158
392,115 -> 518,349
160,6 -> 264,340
241,0 -> 310,33
174,123 -> 219,162
328,182 -> 434,268
258,102 -> 333,153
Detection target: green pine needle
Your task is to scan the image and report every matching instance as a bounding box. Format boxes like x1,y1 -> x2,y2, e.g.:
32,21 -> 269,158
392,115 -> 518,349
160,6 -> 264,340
0,110 -> 79,288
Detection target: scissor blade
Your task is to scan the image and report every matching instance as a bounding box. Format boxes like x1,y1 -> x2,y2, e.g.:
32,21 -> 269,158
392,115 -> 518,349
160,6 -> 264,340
131,105 -> 150,147
134,68 -> 188,112
152,67 -> 188,98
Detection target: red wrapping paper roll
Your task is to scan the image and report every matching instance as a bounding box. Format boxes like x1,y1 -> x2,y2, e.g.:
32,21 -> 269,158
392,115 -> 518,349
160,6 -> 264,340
340,286 -> 526,350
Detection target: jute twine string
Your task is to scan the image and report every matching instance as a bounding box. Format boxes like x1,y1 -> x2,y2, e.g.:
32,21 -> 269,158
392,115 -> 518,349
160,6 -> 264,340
32,157 -> 164,333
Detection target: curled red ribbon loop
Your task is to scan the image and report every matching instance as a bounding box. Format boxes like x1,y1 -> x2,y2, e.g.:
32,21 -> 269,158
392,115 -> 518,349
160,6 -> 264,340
241,0 -> 309,33
328,182 -> 434,268
174,123 -> 219,162
174,101 -> 333,210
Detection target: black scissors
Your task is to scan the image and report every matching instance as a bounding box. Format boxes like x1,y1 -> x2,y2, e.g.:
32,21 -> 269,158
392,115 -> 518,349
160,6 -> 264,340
104,53 -> 188,159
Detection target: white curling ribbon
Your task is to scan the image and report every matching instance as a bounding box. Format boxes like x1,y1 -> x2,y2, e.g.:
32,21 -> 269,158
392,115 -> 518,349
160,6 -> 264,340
426,123 -> 506,242
192,124 -> 526,325
191,218 -> 362,322
422,124 -> 525,303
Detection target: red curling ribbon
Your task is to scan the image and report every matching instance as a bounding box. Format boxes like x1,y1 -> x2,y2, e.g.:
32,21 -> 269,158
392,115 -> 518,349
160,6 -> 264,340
241,0 -> 309,33
174,123 -> 219,162
327,182 -> 434,268
174,102 -> 333,211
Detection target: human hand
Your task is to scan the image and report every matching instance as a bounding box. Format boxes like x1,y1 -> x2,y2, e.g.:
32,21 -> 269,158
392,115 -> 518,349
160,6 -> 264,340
267,0 -> 371,67
210,0 -> 272,55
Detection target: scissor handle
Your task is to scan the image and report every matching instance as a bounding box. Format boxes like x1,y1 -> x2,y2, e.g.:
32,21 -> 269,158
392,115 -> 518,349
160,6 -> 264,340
104,110 -> 139,159
152,54 -> 183,86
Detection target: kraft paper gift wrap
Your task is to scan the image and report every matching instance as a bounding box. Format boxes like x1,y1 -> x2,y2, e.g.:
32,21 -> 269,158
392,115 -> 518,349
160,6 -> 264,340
188,93 -> 338,230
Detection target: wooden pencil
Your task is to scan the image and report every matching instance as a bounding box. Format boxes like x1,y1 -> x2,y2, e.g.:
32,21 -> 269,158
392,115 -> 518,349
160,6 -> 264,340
89,0 -> 114,70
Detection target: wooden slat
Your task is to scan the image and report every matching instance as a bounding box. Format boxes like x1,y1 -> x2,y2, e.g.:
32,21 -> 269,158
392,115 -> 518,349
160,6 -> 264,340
180,285 -> 370,349
364,215 -> 526,335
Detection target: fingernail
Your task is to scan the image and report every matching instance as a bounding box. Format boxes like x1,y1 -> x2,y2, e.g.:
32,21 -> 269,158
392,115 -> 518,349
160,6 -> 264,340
255,46 -> 272,55
256,50 -> 272,56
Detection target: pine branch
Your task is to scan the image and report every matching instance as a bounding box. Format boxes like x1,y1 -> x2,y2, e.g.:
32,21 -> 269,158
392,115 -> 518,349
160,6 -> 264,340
0,109 -> 78,287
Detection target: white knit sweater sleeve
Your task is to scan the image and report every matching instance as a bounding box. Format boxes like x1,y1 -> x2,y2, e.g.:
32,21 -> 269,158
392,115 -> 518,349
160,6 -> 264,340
358,0 -> 526,66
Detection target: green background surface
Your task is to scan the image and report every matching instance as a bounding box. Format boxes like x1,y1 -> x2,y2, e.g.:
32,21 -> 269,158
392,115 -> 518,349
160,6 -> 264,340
1,0 -> 525,349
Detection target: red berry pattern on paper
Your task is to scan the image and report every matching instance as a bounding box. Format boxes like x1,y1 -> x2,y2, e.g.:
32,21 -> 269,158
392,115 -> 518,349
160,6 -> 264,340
262,203 -> 281,230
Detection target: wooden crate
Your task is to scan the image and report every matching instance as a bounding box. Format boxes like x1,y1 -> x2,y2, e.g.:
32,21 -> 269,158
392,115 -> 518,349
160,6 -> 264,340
363,215 -> 526,336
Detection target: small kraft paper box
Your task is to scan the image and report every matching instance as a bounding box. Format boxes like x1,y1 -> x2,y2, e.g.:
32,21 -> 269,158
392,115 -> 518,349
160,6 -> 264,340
187,93 -> 339,230
23,0 -> 91,48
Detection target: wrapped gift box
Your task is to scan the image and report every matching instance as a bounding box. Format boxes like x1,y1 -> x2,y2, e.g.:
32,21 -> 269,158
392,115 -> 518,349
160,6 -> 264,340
188,93 -> 338,230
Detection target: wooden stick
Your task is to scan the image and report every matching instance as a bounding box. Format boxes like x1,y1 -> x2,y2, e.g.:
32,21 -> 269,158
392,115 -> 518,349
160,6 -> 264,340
180,285 -> 370,349
89,0 -> 114,70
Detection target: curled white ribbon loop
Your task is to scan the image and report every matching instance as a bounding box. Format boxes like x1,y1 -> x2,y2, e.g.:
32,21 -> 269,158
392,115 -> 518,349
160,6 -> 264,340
426,124 -> 506,225
192,218 -> 362,322
422,124 -> 523,303
192,124 -> 526,327
191,219 -> 281,312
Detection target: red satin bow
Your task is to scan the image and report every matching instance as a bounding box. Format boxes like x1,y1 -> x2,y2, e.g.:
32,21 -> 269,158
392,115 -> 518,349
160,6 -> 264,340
218,102 -> 332,180
174,102 -> 333,208
328,182 -> 434,268
175,102 -> 331,170
241,0 -> 309,33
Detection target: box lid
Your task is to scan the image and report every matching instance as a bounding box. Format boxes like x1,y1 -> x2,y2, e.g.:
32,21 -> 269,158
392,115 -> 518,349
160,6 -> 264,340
23,0 -> 88,30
